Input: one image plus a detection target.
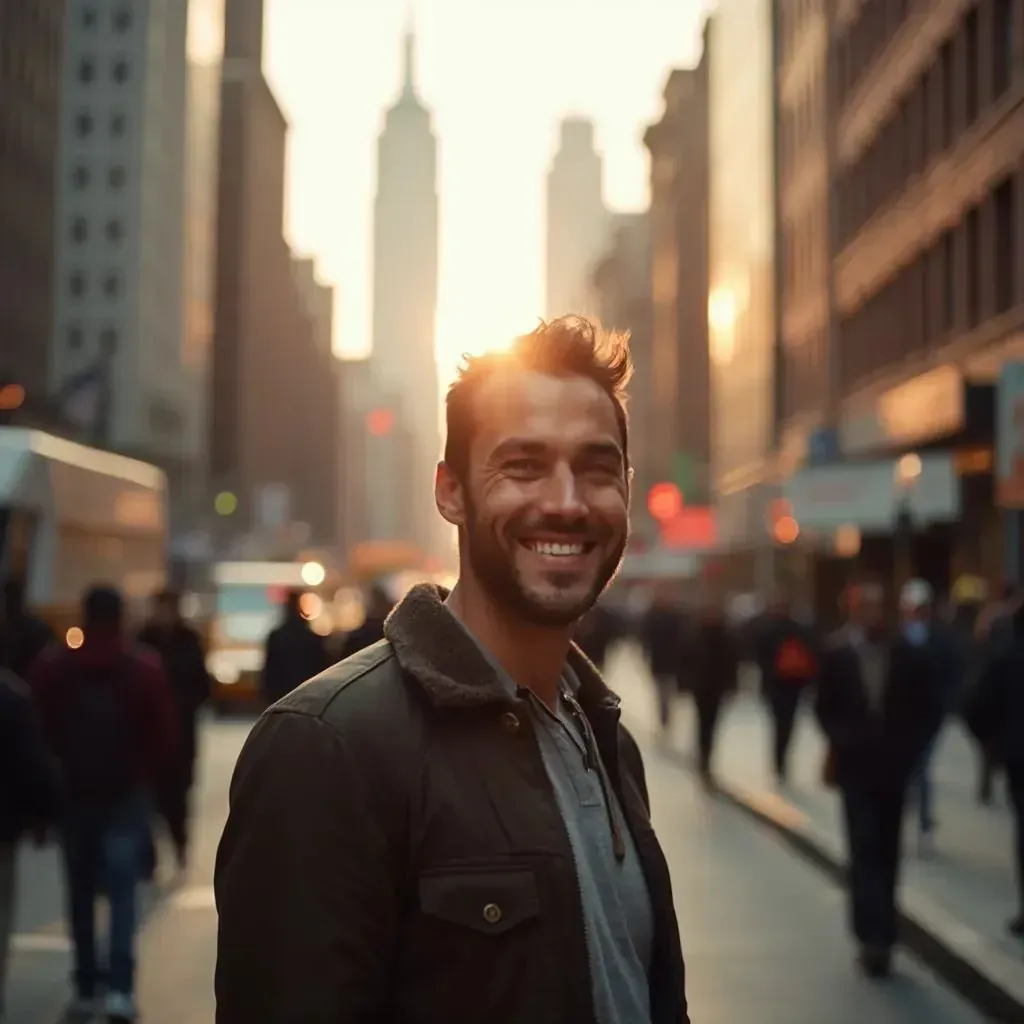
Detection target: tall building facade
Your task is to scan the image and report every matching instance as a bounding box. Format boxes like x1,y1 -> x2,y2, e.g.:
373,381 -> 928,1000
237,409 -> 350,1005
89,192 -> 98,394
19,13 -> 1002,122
545,118 -> 609,319
51,0 -> 190,471
707,1 -> 778,571
369,28 -> 440,556
643,45 -> 711,510
590,213 -> 657,538
0,1 -> 64,428
210,0 -> 338,556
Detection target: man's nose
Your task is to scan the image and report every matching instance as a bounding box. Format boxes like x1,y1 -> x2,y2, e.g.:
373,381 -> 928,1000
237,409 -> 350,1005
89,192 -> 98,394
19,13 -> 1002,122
538,463 -> 587,518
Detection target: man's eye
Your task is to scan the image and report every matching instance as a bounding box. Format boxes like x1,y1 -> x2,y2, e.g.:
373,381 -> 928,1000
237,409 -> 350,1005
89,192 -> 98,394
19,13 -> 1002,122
506,458 -> 542,473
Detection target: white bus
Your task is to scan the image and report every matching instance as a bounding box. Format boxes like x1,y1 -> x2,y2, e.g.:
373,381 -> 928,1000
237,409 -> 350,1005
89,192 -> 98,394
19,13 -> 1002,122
0,428 -> 167,637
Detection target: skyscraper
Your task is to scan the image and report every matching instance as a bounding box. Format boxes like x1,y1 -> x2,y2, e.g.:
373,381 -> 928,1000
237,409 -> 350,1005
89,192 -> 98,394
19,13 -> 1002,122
545,117 -> 609,319
369,25 -> 440,557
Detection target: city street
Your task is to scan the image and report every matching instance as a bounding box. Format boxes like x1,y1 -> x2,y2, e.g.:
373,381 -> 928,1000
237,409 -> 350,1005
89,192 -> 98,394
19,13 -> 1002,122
4,666 -> 989,1023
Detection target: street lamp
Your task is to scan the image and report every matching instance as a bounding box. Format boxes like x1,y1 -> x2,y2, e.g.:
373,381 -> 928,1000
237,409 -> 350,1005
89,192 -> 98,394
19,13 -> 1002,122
893,453 -> 922,588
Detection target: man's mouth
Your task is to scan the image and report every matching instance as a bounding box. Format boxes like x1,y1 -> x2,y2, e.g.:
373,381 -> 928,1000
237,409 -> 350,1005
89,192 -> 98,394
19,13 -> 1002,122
518,539 -> 596,557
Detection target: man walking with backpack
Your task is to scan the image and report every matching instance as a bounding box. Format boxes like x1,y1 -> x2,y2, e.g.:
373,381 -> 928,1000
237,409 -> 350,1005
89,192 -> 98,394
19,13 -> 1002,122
30,586 -> 177,1022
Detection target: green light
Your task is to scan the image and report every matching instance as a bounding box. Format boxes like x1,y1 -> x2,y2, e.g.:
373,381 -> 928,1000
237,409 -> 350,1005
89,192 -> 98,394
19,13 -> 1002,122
214,491 -> 238,516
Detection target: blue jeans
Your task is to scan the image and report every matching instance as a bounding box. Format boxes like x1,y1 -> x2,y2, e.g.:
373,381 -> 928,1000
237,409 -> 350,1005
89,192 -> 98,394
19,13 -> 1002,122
61,791 -> 149,999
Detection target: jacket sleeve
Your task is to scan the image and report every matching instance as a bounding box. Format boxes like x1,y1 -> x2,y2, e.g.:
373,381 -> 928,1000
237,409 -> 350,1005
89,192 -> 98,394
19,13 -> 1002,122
2,674 -> 61,825
813,648 -> 859,750
215,710 -> 401,1023
139,655 -> 179,772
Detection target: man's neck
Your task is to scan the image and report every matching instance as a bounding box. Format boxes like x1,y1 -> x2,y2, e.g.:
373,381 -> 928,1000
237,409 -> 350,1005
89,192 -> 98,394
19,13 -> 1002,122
447,578 -> 570,710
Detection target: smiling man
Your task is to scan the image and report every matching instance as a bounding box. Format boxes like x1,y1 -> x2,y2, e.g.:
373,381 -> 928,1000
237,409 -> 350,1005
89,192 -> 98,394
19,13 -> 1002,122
214,316 -> 689,1024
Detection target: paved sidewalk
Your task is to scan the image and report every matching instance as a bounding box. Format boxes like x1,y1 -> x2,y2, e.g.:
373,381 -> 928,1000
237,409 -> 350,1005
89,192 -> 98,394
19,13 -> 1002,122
607,642 -> 1024,1020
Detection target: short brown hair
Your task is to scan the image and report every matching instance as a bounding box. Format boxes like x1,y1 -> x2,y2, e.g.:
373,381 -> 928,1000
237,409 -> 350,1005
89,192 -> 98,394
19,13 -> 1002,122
443,316 -> 633,481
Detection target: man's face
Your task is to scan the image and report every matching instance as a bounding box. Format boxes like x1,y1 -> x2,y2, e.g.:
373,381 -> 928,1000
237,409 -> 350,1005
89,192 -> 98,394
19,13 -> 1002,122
438,370 -> 630,627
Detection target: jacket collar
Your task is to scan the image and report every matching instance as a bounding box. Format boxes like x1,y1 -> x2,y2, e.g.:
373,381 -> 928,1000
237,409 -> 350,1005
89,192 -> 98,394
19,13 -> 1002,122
384,583 -> 620,712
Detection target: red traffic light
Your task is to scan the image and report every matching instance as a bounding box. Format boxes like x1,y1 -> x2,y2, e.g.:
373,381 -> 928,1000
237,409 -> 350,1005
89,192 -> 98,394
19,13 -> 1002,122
647,482 -> 683,523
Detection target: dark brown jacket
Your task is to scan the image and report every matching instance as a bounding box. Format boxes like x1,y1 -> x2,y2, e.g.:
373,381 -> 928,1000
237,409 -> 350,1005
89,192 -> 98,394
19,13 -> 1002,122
215,584 -> 688,1024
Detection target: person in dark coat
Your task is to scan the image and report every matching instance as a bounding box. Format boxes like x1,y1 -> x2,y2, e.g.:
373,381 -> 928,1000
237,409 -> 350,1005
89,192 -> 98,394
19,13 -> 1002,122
814,578 -> 942,979
337,584 -> 392,660
574,601 -> 619,672
753,589 -> 818,785
261,589 -> 332,703
641,587 -> 685,734
962,599 -> 1024,938
0,668 -> 61,1018
137,590 -> 211,871
0,577 -> 54,679
685,601 -> 739,785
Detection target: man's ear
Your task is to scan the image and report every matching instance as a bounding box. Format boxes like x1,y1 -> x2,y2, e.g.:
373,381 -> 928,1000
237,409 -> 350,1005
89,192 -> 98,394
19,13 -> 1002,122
435,461 -> 466,527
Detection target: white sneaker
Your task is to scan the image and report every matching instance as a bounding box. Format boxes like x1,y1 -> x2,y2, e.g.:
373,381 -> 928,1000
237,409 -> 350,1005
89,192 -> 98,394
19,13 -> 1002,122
103,992 -> 138,1021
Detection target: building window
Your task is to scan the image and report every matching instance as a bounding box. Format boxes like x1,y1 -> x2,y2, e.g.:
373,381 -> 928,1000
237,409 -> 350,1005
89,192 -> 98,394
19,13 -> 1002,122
108,166 -> 126,190
70,218 -> 88,244
82,7 -> 97,28
941,229 -> 955,330
75,111 -> 94,138
113,7 -> 133,32
966,206 -> 980,327
939,41 -> 953,150
965,7 -> 979,126
71,165 -> 90,189
69,272 -> 86,298
102,274 -> 121,299
105,219 -> 124,243
99,327 -> 119,353
995,178 -> 1016,313
993,0 -> 1013,99
67,326 -> 84,350
112,59 -> 130,84
110,112 -> 127,137
78,59 -> 95,84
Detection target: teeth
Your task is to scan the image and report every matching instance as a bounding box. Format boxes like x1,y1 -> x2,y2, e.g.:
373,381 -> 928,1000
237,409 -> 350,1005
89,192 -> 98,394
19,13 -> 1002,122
528,541 -> 585,557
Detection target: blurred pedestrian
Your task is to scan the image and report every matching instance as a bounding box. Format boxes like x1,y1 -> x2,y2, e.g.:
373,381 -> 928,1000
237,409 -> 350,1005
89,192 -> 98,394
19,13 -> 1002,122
0,577 -> 53,679
260,589 -> 332,703
215,316 -> 689,1022
752,588 -> 818,785
0,668 -> 61,1019
337,583 -> 392,660
962,598 -> 1024,938
137,590 -> 211,873
814,577 -> 942,979
686,600 -> 739,786
641,584 -> 685,736
574,600 -> 620,672
900,579 -> 962,854
29,585 -> 177,1023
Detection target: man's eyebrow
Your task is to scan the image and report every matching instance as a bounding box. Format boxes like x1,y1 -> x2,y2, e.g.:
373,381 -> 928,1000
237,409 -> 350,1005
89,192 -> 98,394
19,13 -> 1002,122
578,441 -> 624,463
490,438 -> 549,459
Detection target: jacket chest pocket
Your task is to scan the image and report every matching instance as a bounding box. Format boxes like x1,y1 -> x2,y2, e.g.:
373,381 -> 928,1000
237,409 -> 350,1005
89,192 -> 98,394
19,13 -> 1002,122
419,867 -> 541,936
400,866 -> 552,1023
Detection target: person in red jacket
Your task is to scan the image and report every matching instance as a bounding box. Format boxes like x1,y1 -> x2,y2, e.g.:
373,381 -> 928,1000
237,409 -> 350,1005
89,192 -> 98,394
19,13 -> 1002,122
31,585 -> 177,1024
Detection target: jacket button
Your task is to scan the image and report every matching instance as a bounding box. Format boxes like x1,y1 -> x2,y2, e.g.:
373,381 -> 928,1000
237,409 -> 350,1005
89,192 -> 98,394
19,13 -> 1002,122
500,711 -> 521,735
483,902 -> 503,925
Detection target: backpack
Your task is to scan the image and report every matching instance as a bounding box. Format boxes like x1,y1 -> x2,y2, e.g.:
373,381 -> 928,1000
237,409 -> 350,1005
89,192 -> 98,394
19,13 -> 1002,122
773,637 -> 816,683
56,657 -> 137,805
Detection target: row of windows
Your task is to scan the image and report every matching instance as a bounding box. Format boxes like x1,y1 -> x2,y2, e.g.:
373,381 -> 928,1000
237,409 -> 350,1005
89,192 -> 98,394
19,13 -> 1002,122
778,0 -> 820,67
69,162 -> 128,190
70,217 -> 124,244
837,0 -> 1016,248
68,270 -> 123,299
782,201 -> 828,307
73,108 -> 129,139
779,66 -> 825,189
835,0 -> 912,105
76,56 -> 132,85
80,6 -> 134,33
66,324 -> 119,353
839,175 -> 1018,394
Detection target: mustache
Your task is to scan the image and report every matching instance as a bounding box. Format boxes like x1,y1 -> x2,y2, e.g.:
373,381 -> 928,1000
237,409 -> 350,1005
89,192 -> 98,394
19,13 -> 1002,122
509,515 -> 602,538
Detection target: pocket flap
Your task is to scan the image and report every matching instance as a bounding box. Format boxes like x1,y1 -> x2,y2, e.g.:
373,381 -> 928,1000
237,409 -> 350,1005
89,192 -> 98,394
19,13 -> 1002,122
419,868 -> 540,936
